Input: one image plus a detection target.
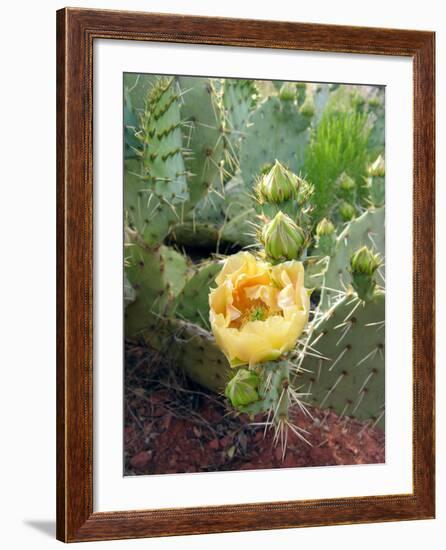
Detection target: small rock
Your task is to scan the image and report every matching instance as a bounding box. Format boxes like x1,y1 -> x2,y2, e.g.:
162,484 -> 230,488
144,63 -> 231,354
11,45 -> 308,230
130,451 -> 152,469
208,439 -> 219,450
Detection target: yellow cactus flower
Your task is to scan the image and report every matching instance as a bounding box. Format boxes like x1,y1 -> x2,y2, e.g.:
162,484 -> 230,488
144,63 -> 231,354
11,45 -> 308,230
209,251 -> 310,368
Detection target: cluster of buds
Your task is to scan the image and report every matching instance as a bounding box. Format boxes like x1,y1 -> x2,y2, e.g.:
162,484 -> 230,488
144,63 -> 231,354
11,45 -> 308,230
225,369 -> 260,408
350,246 -> 382,302
315,217 -> 336,257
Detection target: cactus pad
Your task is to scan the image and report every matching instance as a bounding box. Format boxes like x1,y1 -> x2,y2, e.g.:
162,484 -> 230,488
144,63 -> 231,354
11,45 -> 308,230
297,290 -> 385,428
173,260 -> 222,329
239,96 -> 311,186
320,207 -> 385,308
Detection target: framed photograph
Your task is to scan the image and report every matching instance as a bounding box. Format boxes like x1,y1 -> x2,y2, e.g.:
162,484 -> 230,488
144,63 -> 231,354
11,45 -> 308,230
56,7 -> 435,542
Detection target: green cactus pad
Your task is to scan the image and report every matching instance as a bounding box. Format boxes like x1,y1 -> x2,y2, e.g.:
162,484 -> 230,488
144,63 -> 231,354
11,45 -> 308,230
320,207 -> 385,309
296,291 -> 385,428
171,175 -> 257,249
179,77 -> 226,207
239,96 -> 311,186
222,78 -> 257,153
125,159 -> 178,246
140,77 -> 189,204
124,240 -> 189,338
173,260 -> 222,329
124,87 -> 140,159
173,320 -> 232,392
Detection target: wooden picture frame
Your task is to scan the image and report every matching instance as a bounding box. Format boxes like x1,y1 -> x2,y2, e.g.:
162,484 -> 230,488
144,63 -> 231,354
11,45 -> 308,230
56,7 -> 435,542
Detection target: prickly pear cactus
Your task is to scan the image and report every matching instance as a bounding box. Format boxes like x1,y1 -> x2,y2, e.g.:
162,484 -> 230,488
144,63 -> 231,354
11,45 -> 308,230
122,75 -> 387,452
296,290 -> 385,428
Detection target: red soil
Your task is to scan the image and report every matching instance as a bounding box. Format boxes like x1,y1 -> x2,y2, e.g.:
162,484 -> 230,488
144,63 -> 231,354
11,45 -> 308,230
124,343 -> 385,476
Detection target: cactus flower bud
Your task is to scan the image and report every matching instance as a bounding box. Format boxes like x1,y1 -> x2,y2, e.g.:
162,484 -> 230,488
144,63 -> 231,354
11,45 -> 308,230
299,94 -> 315,118
279,82 -> 296,101
368,155 -> 385,177
350,246 -> 382,302
339,201 -> 356,222
261,211 -> 306,261
315,218 -> 336,257
225,369 -> 260,408
316,217 -> 335,237
257,160 -> 299,204
350,246 -> 381,275
338,172 -> 356,192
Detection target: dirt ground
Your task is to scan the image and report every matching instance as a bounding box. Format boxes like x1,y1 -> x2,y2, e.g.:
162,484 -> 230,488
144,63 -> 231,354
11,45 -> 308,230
124,340 -> 385,476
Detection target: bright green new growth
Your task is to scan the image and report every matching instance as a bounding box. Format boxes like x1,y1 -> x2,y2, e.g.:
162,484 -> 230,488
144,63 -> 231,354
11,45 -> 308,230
305,108 -> 370,222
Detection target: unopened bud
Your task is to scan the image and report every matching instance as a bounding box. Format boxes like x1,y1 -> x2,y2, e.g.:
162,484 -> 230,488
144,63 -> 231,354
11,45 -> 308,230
225,369 -> 260,408
350,246 -> 381,276
279,82 -> 296,101
339,201 -> 356,222
299,94 -> 315,117
257,160 -> 299,204
315,218 -> 336,256
316,218 -> 335,237
261,211 -> 306,261
338,172 -> 356,192
368,155 -> 385,177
